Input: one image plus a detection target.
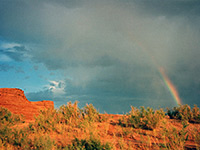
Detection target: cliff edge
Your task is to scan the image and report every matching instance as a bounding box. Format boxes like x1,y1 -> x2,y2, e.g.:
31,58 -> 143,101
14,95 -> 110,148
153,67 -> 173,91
0,88 -> 54,121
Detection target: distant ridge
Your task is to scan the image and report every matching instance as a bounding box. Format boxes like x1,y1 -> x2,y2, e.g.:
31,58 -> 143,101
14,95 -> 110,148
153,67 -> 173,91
0,88 -> 54,121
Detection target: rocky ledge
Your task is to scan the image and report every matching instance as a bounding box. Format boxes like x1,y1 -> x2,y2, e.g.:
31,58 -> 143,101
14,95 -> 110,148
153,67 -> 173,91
0,88 -> 54,121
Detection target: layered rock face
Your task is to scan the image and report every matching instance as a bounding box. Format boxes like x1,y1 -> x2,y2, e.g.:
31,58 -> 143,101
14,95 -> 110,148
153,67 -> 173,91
0,88 -> 54,121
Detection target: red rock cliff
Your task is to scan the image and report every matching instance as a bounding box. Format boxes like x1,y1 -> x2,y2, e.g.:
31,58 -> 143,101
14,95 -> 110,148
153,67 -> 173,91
0,88 -> 54,121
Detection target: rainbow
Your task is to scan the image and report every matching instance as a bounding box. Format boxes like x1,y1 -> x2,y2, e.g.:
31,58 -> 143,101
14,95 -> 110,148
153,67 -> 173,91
127,33 -> 182,105
159,68 -> 182,105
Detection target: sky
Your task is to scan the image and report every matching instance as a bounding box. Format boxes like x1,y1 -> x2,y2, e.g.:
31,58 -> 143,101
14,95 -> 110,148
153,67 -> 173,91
0,0 -> 200,113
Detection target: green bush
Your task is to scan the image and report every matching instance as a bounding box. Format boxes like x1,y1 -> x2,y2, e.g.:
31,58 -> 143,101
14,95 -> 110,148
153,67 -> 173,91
29,102 -> 104,133
167,104 -> 200,123
195,131 -> 200,149
29,134 -> 55,150
0,123 -> 55,149
119,106 -> 165,130
29,108 -> 58,132
160,121 -> 189,150
58,102 -> 105,127
0,107 -> 23,125
66,137 -> 112,150
0,126 -> 12,146
0,125 -> 30,149
58,101 -> 82,126
83,104 -> 105,123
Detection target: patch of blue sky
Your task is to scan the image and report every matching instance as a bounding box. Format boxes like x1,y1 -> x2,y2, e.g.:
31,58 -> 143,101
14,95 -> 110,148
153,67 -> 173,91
0,60 -> 64,92
0,38 -> 65,93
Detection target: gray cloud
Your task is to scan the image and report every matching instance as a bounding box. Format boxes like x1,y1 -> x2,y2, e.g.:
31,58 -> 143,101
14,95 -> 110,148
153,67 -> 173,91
0,45 -> 28,62
26,89 -> 54,102
27,75 -> 175,113
133,0 -> 200,17
1,0 -> 200,112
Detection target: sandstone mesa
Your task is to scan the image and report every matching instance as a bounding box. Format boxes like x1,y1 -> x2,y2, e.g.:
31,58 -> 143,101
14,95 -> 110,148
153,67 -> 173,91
0,88 -> 54,121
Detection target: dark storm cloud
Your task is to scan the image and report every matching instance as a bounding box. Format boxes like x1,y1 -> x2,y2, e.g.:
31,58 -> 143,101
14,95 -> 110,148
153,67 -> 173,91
26,74 -> 174,113
134,0 -> 200,17
0,1 -> 41,42
1,0 -> 200,112
44,0 -> 84,8
0,0 -> 84,42
0,45 -> 28,61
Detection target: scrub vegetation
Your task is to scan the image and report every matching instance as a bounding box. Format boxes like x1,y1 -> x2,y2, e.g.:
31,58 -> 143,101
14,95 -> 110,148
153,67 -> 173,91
167,104 -> 200,123
0,103 -> 200,149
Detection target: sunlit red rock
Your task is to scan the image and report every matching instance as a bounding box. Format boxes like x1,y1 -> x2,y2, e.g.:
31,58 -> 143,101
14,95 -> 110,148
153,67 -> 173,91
0,88 -> 54,121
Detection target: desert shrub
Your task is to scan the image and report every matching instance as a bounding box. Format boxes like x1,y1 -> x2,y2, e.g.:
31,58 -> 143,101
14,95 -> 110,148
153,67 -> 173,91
119,106 -> 165,130
160,121 -> 189,150
29,134 -> 55,150
29,108 -> 58,132
0,139 -> 4,149
83,104 -> 98,122
191,105 -> 200,123
0,107 -> 27,148
167,104 -> 200,123
0,125 -> 55,150
29,102 -> 105,132
191,128 -> 200,150
83,104 -> 105,123
195,132 -> 200,150
0,125 -> 30,149
58,101 -> 82,126
9,128 -> 30,149
0,107 -> 24,125
0,126 -> 12,146
66,137 -> 112,150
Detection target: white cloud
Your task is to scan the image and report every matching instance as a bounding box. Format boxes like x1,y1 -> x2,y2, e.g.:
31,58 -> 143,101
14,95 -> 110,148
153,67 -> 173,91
0,42 -> 21,49
48,80 -> 66,96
